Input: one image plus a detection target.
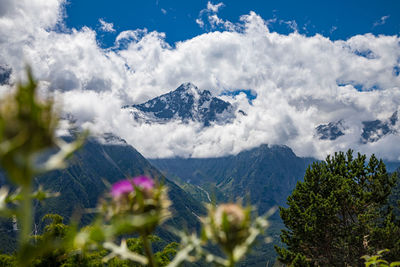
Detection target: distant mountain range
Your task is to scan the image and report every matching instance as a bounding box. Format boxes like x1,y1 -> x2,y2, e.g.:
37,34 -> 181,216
151,144 -> 316,214
121,82 -> 399,146
316,111 -> 399,143
122,82 -> 239,126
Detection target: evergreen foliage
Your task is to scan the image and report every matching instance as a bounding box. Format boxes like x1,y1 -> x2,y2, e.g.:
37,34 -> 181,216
275,150 -> 399,266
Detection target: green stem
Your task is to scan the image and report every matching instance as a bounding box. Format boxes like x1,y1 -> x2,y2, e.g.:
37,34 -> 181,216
16,182 -> 33,267
142,234 -> 157,267
228,251 -> 235,267
19,183 -> 33,247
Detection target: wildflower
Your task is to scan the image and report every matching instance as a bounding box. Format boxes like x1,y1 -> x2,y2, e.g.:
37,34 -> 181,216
105,176 -> 171,235
111,176 -> 154,199
132,176 -> 155,190
111,179 -> 134,198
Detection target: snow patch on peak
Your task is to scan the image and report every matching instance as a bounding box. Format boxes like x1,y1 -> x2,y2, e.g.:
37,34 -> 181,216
123,83 -> 236,126
177,82 -> 199,93
177,82 -> 202,102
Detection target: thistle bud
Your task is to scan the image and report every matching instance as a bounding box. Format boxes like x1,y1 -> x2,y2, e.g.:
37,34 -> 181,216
203,203 -> 251,254
215,204 -> 246,228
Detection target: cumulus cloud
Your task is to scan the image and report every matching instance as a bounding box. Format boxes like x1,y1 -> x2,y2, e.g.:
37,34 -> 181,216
0,1 -> 400,161
99,18 -> 115,32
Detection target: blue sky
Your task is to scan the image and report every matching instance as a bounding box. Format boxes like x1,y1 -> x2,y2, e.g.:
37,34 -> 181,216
65,0 -> 400,47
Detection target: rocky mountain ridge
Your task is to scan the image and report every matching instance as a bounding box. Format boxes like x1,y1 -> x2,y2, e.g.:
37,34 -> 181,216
316,111 -> 399,143
122,82 -> 237,126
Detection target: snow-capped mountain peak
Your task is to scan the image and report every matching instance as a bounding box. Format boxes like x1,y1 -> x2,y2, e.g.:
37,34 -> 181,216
176,82 -> 201,94
122,83 -> 235,126
315,111 -> 399,143
361,111 -> 398,143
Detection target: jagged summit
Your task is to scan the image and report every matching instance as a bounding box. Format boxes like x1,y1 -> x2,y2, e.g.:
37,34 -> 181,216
123,83 -> 236,126
315,111 -> 399,143
361,110 -> 398,143
316,120 -> 346,141
175,82 -> 202,93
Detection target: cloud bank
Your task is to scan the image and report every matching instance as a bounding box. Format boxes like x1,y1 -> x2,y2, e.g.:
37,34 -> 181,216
1,0 -> 399,161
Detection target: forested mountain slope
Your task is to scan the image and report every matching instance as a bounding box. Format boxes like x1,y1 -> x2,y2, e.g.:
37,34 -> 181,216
0,136 -> 206,253
151,144 -> 315,214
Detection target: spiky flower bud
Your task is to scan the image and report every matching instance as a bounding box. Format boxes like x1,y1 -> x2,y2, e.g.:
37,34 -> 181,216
203,203 -> 251,254
215,204 -> 246,228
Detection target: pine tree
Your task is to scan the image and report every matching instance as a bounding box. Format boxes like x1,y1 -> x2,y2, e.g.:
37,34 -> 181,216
275,150 -> 398,266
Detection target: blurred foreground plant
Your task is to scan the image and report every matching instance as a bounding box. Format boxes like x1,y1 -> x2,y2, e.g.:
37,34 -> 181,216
73,176 -> 274,267
201,203 -> 275,267
166,203 -> 275,267
0,67 -> 85,265
75,176 -> 171,267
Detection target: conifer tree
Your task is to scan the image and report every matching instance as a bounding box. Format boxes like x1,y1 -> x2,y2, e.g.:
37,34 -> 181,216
275,150 -> 398,266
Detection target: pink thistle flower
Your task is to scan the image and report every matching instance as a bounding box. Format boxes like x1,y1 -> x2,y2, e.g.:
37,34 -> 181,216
111,176 -> 154,198
111,179 -> 133,198
132,176 -> 154,190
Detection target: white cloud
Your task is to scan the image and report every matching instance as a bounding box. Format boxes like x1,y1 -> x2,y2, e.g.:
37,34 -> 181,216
207,2 -> 224,13
99,18 -> 115,32
196,1 -> 233,30
161,8 -> 167,15
373,15 -> 390,27
195,18 -> 204,28
1,0 -> 400,162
